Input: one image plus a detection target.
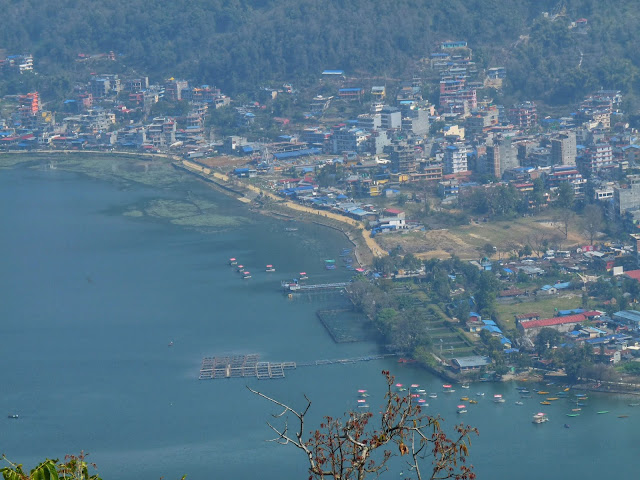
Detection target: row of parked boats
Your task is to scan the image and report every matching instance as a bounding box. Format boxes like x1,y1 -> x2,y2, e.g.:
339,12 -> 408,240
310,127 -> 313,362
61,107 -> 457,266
228,257 -> 283,279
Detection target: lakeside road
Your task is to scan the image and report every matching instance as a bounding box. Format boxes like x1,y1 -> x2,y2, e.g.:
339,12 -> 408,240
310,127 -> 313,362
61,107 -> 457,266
200,164 -> 388,261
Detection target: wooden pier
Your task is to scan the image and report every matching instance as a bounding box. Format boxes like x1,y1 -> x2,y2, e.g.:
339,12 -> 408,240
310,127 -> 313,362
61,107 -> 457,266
199,353 -> 394,380
281,281 -> 350,292
199,354 -> 296,380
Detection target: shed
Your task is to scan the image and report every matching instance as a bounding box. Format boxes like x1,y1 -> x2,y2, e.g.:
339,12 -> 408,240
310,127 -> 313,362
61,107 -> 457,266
452,356 -> 492,371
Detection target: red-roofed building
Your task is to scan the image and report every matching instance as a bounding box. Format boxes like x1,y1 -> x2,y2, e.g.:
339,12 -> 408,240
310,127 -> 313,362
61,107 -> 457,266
518,311 -> 601,337
383,208 -> 405,218
625,270 -> 640,282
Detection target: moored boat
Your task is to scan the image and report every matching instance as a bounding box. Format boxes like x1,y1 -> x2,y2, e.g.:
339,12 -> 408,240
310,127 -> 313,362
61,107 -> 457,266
476,392 -> 485,397
457,404 -> 467,414
229,257 -> 237,265
461,384 -> 470,389
597,410 -> 609,414
237,265 -> 245,272
299,272 -> 309,280
265,264 -> 276,272
540,401 -> 551,405
493,394 -> 505,403
515,401 -> 524,405
7,414 -> 18,419
537,391 -> 549,395
428,393 -> 437,399
242,271 -> 252,279
532,412 -> 549,424
546,397 -> 559,401
442,384 -> 455,393
469,399 -> 478,404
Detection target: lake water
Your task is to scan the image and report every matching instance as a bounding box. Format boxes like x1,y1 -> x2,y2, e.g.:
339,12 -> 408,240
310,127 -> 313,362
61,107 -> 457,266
1,163 -> 638,479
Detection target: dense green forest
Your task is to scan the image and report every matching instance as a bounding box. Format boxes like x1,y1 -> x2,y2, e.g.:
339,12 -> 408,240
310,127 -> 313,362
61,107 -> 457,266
1,0 -> 639,103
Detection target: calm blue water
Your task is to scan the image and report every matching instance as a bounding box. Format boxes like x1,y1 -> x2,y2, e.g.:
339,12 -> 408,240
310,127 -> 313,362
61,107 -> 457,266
1,164 -> 638,479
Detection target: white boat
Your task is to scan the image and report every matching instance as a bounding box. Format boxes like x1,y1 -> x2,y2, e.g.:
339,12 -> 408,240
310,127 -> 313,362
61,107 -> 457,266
236,265 -> 245,272
515,401 -> 524,406
242,271 -> 252,279
442,384 -> 455,393
532,412 -> 549,424
357,404 -> 369,409
229,257 -> 237,265
299,272 -> 309,280
7,414 -> 18,419
428,393 -> 438,399
457,404 -> 467,414
476,392 -> 485,397
493,394 -> 505,403
461,384 -> 470,389
265,264 -> 276,272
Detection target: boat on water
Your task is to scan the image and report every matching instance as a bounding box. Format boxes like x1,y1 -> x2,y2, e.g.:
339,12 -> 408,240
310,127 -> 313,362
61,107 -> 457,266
532,412 -> 549,424
597,410 -> 609,414
168,341 -> 174,347
242,271 -> 252,279
299,272 -> 309,280
540,401 -> 551,405
469,399 -> 478,404
476,392 -> 485,397
566,413 -> 580,417
417,399 -> 428,405
325,259 -> 336,270
229,257 -> 237,265
236,265 -> 245,272
493,394 -> 505,403
461,384 -> 470,389
442,384 -> 455,393
515,401 -> 524,406
460,397 -> 470,402
284,227 -> 298,232
265,265 -> 276,272
457,404 -> 467,414
7,414 -> 18,419
357,404 -> 369,409
537,391 -> 550,395
546,397 -> 559,401
357,399 -> 367,403
572,408 -> 582,412
564,424 -> 571,428
618,415 -> 629,418
519,389 -> 530,394
428,393 -> 437,399
629,403 -> 640,407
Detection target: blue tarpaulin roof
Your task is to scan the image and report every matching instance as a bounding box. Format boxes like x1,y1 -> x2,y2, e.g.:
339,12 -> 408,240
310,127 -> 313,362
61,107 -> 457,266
273,148 -> 321,160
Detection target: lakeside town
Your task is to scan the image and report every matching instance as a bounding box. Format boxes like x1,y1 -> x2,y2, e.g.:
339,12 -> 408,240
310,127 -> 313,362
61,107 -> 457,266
6,33 -> 640,392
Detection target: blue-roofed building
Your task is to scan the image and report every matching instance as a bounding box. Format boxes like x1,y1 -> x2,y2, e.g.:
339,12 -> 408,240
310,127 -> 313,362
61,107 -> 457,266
482,320 -> 497,326
452,355 -> 491,371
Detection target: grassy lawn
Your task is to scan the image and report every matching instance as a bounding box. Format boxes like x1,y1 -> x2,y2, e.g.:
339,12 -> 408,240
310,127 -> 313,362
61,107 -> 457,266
495,293 -> 583,330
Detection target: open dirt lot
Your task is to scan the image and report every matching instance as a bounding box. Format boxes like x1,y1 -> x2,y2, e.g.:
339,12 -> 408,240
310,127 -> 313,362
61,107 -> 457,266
376,215 -> 591,260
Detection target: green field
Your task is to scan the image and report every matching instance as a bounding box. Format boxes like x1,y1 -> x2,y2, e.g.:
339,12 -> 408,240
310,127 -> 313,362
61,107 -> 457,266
495,294 -> 583,330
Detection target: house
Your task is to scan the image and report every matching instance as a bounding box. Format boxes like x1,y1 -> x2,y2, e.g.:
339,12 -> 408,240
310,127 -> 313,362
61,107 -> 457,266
516,312 -> 540,322
518,311 -> 602,338
538,285 -> 557,295
499,287 -> 525,298
451,355 -> 492,372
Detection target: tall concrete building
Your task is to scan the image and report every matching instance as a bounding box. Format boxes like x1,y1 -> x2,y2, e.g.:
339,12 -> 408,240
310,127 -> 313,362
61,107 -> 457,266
385,140 -> 417,174
485,136 -> 517,178
551,132 -> 577,166
444,143 -> 469,174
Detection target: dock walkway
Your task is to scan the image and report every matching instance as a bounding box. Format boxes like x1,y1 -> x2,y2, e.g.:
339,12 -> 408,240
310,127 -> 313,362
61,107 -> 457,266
282,281 -> 350,292
199,354 -> 394,380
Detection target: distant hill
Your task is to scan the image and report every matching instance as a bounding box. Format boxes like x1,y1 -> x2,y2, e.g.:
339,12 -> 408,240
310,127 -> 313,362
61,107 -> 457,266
0,0 -> 638,104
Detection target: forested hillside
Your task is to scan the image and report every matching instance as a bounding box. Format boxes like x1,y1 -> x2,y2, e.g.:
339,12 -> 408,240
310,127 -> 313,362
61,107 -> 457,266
1,0 -> 639,103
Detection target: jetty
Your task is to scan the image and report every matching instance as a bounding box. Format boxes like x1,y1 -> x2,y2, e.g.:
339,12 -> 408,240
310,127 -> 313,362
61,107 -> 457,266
199,354 -> 296,380
199,353 -> 395,380
281,280 -> 350,292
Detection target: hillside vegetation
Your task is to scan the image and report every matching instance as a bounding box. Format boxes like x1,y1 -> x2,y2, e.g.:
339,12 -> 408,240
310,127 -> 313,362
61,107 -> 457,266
1,0 -> 639,103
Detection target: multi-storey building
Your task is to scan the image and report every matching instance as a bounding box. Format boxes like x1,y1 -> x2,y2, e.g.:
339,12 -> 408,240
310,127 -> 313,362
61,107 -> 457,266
579,143 -> 614,172
509,102 -> 537,128
380,106 -> 402,130
90,74 -> 121,97
331,125 -> 369,154
547,165 -> 586,197
551,132 -> 577,166
357,113 -> 381,131
401,108 -> 429,136
164,79 -> 189,101
444,143 -> 469,174
385,140 -> 417,174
